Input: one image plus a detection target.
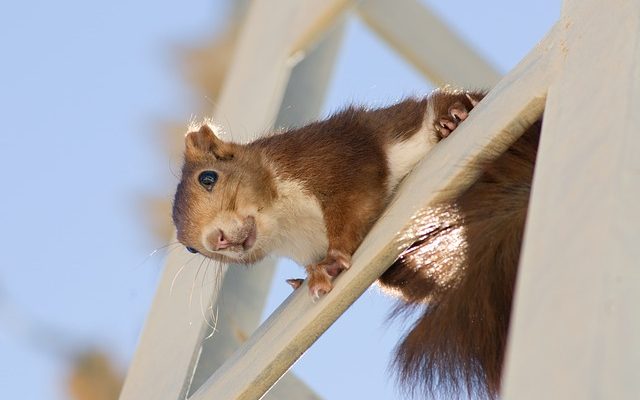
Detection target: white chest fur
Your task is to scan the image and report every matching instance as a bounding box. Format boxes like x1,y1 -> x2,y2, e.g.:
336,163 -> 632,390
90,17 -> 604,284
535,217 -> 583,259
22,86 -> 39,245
386,104 -> 438,192
271,178 -> 328,266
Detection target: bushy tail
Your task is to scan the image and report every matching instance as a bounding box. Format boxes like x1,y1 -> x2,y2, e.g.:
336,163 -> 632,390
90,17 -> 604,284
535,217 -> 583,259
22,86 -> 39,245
379,122 -> 540,399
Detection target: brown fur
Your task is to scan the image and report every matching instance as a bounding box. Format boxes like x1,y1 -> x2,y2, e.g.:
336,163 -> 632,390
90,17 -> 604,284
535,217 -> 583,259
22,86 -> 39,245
174,92 -> 476,293
248,91 -> 480,259
173,125 -> 278,264
379,121 -> 540,398
172,88 -> 531,398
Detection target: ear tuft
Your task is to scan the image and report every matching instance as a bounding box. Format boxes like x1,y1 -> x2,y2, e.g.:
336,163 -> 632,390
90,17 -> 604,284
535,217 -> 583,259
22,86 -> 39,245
184,124 -> 234,160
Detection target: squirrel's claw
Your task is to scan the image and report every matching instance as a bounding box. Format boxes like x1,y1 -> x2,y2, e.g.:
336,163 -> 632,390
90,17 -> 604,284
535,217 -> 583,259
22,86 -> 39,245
286,278 -> 304,290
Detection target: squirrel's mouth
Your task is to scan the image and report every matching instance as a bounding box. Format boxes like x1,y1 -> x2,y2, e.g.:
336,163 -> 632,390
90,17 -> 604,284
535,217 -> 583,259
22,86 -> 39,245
197,215 -> 259,261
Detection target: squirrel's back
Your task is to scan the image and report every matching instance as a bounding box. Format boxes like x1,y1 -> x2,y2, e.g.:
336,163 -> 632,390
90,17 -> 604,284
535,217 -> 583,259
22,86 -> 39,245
379,121 -> 540,398
172,89 -> 537,399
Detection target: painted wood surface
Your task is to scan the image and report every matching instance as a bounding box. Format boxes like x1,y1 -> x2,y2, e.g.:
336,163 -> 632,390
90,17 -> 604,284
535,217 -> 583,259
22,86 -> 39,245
358,0 -> 501,87
119,247 -> 228,399
502,0 -> 640,398
211,0 -> 354,140
119,1 -> 348,399
188,25 -> 559,400
121,0 -> 640,398
186,18 -> 346,400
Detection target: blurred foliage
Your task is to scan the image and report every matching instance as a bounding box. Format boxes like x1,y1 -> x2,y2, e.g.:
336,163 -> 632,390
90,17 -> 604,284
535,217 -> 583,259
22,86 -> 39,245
68,351 -> 123,400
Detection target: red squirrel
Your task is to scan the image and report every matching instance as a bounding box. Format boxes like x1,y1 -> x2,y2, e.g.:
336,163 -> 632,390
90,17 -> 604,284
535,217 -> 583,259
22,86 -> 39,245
172,87 -> 539,398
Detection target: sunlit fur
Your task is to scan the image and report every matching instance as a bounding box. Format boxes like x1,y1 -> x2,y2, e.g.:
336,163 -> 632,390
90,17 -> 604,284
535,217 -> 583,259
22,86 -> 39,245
172,89 -> 532,399
379,121 -> 540,399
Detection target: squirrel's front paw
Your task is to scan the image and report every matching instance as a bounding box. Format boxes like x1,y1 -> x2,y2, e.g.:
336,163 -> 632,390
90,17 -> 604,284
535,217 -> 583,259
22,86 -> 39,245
285,274 -> 332,298
434,92 -> 481,140
322,249 -> 351,277
303,250 -> 352,299
286,278 -> 304,290
435,101 -> 468,139
306,267 -> 333,299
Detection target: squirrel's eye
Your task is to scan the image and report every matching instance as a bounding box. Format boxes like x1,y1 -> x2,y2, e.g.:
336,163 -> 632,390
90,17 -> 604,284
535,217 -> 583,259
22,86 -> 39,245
186,247 -> 198,254
198,171 -> 218,191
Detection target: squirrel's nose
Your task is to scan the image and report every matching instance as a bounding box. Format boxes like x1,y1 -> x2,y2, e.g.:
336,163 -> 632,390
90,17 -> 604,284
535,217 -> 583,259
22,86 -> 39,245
210,229 -> 230,250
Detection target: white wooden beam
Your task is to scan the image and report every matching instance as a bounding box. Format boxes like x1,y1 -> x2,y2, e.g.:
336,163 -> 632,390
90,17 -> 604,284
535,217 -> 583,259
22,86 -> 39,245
288,0 -> 352,58
213,0 -> 354,139
120,248 -> 228,399
189,25 -> 560,400
120,1 -> 348,399
502,0 -> 640,398
187,19 -> 346,399
357,0 -> 501,87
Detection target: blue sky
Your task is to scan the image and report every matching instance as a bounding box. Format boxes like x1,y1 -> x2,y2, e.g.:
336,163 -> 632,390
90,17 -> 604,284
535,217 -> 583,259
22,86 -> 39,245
0,1 -> 559,399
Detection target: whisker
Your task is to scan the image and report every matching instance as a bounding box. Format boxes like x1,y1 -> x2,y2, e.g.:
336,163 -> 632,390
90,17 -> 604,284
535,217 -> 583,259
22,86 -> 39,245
169,253 -> 198,296
199,262 -> 210,329
200,259 -> 221,337
208,260 -> 220,337
188,256 -> 207,315
135,241 -> 181,270
207,260 -> 224,340
169,262 -> 187,296
204,305 -> 219,340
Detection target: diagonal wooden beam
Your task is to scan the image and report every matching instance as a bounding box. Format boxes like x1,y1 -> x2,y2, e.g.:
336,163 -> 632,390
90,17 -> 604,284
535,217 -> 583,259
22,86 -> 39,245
358,0 -> 501,87
186,18 -> 346,399
189,24 -> 560,400
120,1 -> 349,399
212,0 -> 354,139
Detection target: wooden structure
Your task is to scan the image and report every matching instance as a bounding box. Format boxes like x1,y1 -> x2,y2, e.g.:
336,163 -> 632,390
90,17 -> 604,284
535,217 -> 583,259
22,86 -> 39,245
121,0 -> 640,399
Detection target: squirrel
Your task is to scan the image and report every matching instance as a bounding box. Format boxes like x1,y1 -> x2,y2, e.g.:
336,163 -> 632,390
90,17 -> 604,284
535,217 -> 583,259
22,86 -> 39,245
172,87 -> 539,399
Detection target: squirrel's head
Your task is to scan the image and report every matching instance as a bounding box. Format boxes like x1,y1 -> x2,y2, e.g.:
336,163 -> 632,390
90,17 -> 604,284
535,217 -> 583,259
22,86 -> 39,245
172,123 -> 278,264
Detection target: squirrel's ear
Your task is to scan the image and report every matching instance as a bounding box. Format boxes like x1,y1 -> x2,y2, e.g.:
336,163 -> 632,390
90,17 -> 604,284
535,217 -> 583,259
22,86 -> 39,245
185,124 -> 234,160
